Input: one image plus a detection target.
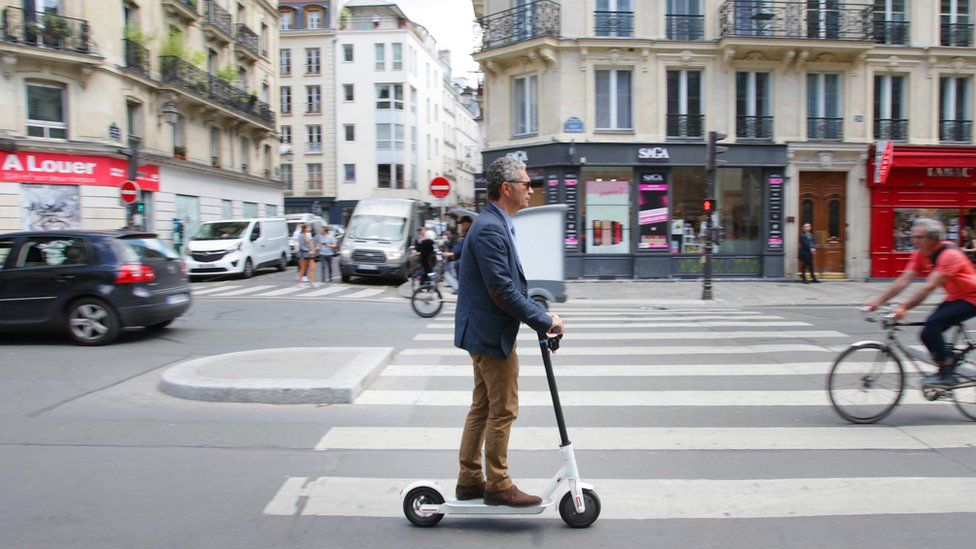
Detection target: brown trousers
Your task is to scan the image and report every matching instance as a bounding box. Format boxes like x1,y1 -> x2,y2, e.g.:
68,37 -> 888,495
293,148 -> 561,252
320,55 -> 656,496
457,345 -> 520,493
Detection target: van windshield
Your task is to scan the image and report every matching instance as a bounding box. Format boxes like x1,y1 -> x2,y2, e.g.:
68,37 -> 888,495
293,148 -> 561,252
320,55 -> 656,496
193,221 -> 250,240
347,215 -> 406,241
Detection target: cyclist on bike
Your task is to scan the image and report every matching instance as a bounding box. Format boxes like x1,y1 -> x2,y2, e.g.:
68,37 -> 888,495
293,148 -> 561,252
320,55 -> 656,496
866,218 -> 976,386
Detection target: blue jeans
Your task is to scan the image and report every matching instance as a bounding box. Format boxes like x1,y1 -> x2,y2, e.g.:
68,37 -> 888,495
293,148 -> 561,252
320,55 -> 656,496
921,300 -> 976,363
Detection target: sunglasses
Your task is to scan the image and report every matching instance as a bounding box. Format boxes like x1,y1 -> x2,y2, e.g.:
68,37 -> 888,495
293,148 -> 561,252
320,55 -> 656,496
506,180 -> 532,189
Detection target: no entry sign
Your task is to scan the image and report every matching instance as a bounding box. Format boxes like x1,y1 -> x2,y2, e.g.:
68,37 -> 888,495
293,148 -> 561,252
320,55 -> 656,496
429,177 -> 451,199
120,180 -> 140,204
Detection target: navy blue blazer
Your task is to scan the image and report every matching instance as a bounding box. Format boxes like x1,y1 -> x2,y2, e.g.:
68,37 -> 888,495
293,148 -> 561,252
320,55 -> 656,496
454,202 -> 552,358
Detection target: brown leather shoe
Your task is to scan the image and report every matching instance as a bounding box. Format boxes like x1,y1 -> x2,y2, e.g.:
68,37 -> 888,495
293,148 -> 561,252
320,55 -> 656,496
455,481 -> 485,500
483,485 -> 542,507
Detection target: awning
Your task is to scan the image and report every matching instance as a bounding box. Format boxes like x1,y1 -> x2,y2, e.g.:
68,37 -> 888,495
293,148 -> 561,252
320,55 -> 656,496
889,146 -> 976,168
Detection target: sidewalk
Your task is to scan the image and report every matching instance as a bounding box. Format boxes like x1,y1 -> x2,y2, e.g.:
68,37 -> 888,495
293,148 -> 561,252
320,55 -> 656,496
565,279 -> 946,307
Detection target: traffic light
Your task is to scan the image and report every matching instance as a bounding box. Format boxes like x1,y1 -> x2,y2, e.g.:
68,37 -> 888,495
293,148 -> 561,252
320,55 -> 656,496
134,202 -> 145,214
706,131 -> 728,172
703,197 -> 716,213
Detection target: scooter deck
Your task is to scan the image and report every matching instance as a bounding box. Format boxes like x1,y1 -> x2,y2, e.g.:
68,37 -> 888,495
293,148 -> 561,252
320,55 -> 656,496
425,498 -> 555,516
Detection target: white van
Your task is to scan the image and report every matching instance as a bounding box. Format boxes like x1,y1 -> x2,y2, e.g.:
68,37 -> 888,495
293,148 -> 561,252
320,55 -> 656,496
285,213 -> 325,263
185,218 -> 290,279
339,198 -> 422,282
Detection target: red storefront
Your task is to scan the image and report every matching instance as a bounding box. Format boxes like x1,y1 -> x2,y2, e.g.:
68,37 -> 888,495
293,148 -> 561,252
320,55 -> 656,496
869,145 -> 976,278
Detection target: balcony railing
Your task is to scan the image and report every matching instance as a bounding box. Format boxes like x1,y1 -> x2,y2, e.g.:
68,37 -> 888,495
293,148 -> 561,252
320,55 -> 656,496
123,38 -> 150,76
666,114 -> 704,139
594,10 -> 633,37
204,0 -> 232,37
874,19 -> 909,45
736,115 -> 774,140
940,120 -> 972,143
874,118 -> 908,141
477,0 -> 560,52
941,22 -> 973,47
159,56 -> 274,127
807,117 -> 843,141
666,14 -> 705,40
720,1 -> 873,41
235,23 -> 260,57
1,7 -> 91,54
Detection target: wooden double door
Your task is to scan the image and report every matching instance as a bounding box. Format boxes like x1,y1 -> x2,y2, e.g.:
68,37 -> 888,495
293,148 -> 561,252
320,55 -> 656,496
799,172 -> 846,275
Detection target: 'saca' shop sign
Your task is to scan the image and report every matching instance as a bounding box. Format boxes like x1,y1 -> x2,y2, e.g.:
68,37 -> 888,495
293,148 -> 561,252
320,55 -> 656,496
0,151 -> 159,191
637,147 -> 670,161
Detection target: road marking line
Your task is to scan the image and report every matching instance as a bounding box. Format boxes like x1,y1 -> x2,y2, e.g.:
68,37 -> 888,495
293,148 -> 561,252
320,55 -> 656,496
381,362 -> 839,377
255,286 -> 305,297
302,285 -> 353,297
342,288 -> 388,299
314,424 -> 975,451
398,344 -> 837,356
264,475 -> 976,519
423,320 -> 808,329
191,285 -> 242,295
206,285 -> 277,296
413,330 -> 847,342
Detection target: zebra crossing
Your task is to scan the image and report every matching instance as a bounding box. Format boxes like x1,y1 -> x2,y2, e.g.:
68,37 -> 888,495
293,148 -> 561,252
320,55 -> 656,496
189,280 -> 402,302
264,304 -> 976,523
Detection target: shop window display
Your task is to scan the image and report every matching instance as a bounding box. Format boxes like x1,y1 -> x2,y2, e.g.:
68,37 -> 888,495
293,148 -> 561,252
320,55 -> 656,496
581,167 -> 632,254
670,167 -> 707,253
893,209 -> 960,251
670,167 -> 762,254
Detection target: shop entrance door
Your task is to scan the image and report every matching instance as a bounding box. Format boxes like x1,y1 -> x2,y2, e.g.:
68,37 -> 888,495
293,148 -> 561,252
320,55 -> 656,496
799,172 -> 846,275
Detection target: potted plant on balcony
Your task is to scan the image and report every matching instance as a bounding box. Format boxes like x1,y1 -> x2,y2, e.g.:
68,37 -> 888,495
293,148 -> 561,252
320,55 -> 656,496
173,146 -> 187,160
41,12 -> 71,47
216,65 -> 237,84
211,156 -> 220,167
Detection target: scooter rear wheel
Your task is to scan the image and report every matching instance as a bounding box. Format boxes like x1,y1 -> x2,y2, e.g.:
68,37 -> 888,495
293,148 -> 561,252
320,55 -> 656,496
403,487 -> 444,527
559,488 -> 601,528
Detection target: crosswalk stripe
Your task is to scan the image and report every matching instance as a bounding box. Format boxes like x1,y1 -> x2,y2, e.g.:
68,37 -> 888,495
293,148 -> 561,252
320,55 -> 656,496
381,362 -> 838,377
423,320 -> 810,329
255,286 -> 305,297
548,310 -> 767,316
353,390 -> 934,407
412,330 -> 847,342
342,288 -> 388,299
191,285 -> 242,295
206,285 -> 277,296
264,475 -> 976,519
399,343 -> 837,356
302,284 -> 353,297
314,424 -> 975,451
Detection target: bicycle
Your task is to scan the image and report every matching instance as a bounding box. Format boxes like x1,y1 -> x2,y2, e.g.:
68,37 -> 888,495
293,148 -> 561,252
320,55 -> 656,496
411,265 -> 446,318
827,305 -> 976,424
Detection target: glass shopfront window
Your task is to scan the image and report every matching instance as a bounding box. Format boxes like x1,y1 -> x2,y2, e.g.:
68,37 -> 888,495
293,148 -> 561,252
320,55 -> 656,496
670,167 -> 707,253
893,208 -> 961,251
715,168 -> 763,254
581,167 -> 632,254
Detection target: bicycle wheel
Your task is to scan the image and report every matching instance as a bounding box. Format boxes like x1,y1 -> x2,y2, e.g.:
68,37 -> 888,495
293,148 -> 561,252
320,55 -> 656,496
952,347 -> 976,421
411,285 -> 443,318
827,343 -> 905,424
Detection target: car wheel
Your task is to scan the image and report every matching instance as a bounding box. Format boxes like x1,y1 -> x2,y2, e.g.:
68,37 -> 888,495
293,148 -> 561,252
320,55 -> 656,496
65,298 -> 120,346
242,258 -> 254,279
276,253 -> 287,271
341,274 -> 351,283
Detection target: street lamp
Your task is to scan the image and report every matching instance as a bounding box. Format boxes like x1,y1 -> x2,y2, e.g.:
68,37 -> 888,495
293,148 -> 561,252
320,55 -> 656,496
162,103 -> 179,126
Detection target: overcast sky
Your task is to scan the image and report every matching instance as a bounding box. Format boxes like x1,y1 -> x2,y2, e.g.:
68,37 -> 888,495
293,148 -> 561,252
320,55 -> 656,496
382,0 -> 482,85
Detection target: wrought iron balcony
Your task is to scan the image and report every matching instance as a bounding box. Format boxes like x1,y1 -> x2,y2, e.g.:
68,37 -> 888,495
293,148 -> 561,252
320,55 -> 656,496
666,114 -> 704,139
941,22 -> 973,47
123,39 -> 150,77
720,1 -> 873,41
159,56 -> 274,127
666,14 -> 704,40
736,115 -> 774,140
235,23 -> 260,59
1,7 -> 91,54
594,10 -> 633,37
477,0 -> 560,52
162,0 -> 200,22
874,118 -> 908,141
203,0 -> 233,41
807,117 -> 843,141
940,120 -> 972,143
874,19 -> 909,45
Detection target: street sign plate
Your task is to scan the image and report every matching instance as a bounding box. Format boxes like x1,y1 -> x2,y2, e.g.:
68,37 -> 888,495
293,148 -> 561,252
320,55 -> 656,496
430,176 -> 451,199
120,180 -> 140,204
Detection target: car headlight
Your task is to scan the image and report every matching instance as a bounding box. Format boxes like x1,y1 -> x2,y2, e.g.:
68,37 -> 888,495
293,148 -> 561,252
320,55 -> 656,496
226,242 -> 242,253
340,246 -> 352,258
386,250 -> 403,261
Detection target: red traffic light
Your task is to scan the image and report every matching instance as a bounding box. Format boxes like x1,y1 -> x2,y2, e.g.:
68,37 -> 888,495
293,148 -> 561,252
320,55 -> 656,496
703,198 -> 716,212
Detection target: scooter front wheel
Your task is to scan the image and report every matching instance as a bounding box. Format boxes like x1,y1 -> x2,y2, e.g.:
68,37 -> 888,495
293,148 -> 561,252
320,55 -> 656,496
403,487 -> 444,527
559,488 -> 601,528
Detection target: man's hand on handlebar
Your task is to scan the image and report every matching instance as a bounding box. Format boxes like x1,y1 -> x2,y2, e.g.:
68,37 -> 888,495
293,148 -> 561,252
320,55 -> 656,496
864,298 -> 884,312
892,304 -> 908,321
546,312 -> 564,336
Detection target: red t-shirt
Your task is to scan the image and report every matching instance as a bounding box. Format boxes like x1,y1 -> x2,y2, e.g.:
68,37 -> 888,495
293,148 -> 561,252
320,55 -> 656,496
907,241 -> 976,305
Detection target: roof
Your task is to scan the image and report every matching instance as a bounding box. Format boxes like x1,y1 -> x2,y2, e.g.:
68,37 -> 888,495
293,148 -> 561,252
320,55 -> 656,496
343,0 -> 408,19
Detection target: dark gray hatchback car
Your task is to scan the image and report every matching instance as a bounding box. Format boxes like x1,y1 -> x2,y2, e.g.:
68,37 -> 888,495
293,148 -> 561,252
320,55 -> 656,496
0,231 -> 191,345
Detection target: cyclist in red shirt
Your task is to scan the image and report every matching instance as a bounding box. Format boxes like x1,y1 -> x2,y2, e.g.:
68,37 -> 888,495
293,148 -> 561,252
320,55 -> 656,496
867,218 -> 976,385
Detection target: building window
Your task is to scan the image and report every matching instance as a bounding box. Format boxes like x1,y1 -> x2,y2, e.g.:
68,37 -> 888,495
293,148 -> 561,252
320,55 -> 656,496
280,86 -> 292,114
873,74 -> 907,141
209,127 -> 220,165
376,123 -> 405,149
376,83 -> 404,110
243,202 -> 257,218
666,0 -> 705,40
281,163 -> 293,191
306,85 -> 321,113
266,204 -> 277,217
307,8 -> 322,30
941,0 -> 973,47
343,163 -> 356,182
280,49 -> 291,76
344,124 -> 355,141
343,83 -> 354,102
305,48 -> 320,74
222,199 -> 233,219
239,137 -> 249,171
126,100 -> 143,139
307,163 -> 322,191
375,43 -> 386,71
342,43 -> 354,62
280,125 -> 291,143
513,74 -> 538,136
874,0 -> 909,45
595,69 -> 633,130
377,164 -> 405,189
595,0 -> 634,38
735,71 -> 772,139
26,82 -> 67,139
807,73 -> 842,140
280,10 -> 294,30
410,86 -> 417,113
666,69 -> 702,138
306,125 -> 322,153
940,76 -> 972,142
392,42 -> 403,70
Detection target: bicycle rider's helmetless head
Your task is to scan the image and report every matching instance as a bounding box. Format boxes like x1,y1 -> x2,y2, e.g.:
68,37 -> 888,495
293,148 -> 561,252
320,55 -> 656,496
911,218 -> 945,256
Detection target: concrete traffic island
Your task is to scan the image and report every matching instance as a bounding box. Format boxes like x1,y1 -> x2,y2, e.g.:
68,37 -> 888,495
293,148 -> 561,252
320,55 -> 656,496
159,347 -> 394,404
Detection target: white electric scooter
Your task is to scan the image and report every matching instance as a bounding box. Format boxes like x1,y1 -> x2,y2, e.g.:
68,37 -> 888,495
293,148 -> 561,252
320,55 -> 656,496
400,332 -> 601,528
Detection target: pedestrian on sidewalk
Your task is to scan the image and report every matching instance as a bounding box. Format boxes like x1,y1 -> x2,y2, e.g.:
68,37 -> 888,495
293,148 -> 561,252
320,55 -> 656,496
798,222 -> 819,283
318,226 -> 337,282
453,155 -> 563,508
296,224 -> 319,287
960,227 -> 976,264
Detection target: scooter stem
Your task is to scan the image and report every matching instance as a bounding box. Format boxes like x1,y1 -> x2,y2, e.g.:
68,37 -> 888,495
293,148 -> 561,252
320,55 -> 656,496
539,332 -> 571,447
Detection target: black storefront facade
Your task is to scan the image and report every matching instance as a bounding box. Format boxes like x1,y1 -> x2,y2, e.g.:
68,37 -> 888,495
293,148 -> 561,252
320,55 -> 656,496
480,142 -> 788,279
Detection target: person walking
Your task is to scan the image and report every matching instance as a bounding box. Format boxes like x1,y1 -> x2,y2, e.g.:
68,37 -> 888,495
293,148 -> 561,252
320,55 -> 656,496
798,222 -> 819,283
453,156 -> 564,507
296,224 -> 318,287
961,227 -> 976,264
318,227 -> 337,282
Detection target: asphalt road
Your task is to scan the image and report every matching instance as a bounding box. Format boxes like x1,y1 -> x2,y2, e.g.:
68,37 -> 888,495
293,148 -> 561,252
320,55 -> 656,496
2,286 -> 975,548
